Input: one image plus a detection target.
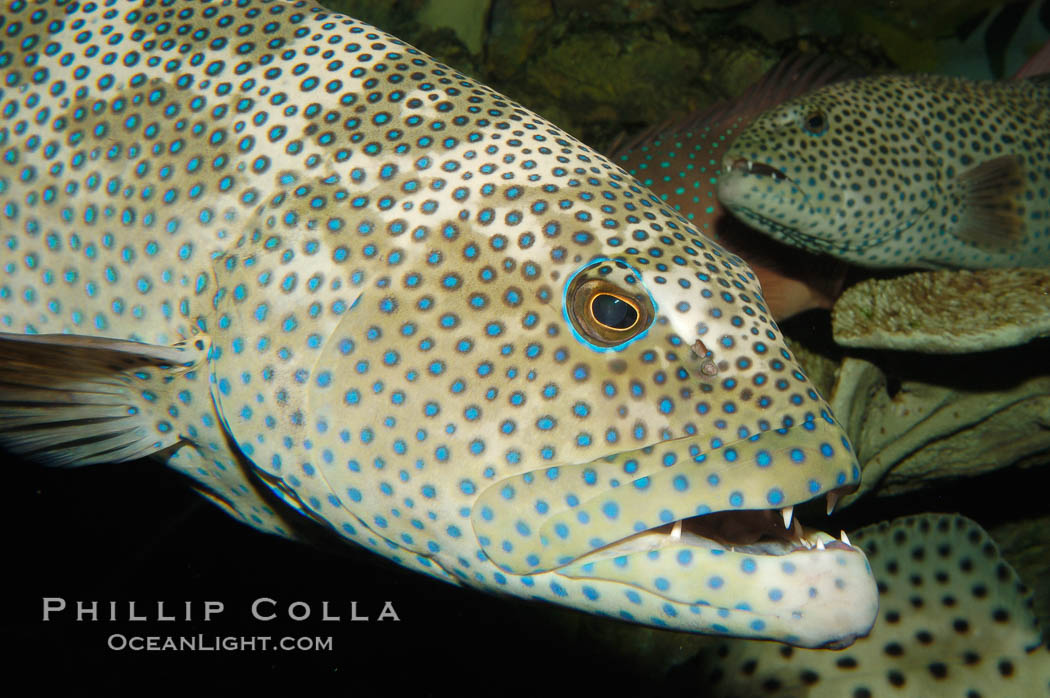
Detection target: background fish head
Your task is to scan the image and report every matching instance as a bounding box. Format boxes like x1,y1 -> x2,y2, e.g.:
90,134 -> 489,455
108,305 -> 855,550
717,76 -> 943,267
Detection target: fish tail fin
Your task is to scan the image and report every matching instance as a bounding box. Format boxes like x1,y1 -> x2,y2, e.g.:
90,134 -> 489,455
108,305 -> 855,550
0,331 -> 210,466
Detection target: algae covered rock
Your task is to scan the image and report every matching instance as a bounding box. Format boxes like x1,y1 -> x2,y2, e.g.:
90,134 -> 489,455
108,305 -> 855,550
485,0 -> 554,80
832,269 -> 1050,354
525,30 -> 704,125
820,351 -> 1050,506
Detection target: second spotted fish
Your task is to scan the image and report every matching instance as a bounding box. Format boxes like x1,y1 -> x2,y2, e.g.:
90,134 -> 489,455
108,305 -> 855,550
718,73 -> 1050,269
0,0 -> 875,647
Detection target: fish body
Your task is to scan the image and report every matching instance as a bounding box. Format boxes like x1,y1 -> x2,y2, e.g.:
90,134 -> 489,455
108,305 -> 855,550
0,0 -> 876,647
611,55 -> 852,320
699,513 -> 1050,697
718,73 -> 1050,270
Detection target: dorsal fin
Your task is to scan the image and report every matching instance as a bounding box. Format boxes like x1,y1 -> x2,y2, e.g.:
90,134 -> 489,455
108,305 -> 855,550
610,52 -> 865,157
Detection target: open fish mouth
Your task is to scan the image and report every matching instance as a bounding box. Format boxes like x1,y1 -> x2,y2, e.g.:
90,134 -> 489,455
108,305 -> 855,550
469,412 -> 877,647
549,485 -> 863,613
724,158 -> 792,184
468,411 -> 877,646
716,156 -> 823,248
473,414 -> 865,580
572,493 -> 856,564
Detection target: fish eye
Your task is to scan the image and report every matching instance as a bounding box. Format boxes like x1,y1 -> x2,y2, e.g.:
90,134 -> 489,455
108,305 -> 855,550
801,109 -> 827,136
589,292 -> 639,331
567,276 -> 654,348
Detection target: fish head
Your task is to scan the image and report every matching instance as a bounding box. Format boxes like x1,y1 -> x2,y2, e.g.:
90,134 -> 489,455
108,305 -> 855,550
459,226 -> 879,647
164,3 -> 879,647
717,76 -> 942,267
220,162 -> 876,647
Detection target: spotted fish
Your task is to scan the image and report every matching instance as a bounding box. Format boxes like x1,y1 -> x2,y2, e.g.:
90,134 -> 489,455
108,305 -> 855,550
717,73 -> 1050,269
611,54 -> 854,320
0,0 -> 876,647
695,513 -> 1050,697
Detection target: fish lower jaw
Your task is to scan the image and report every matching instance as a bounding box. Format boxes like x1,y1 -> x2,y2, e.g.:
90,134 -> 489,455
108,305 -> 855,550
569,486 -> 855,565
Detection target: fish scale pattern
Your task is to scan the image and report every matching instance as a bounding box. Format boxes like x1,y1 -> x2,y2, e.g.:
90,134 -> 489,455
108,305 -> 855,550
1,0 -> 876,646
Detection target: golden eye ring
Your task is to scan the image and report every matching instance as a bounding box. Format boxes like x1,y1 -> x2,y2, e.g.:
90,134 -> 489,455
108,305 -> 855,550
567,277 -> 653,348
588,291 -> 640,332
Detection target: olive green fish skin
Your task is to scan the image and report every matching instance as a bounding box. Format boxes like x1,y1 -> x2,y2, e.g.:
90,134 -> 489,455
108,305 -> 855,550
0,0 -> 876,647
718,74 -> 1050,269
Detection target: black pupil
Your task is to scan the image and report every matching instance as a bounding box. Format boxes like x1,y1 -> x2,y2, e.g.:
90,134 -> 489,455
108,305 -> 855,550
806,113 -> 824,131
592,293 -> 637,330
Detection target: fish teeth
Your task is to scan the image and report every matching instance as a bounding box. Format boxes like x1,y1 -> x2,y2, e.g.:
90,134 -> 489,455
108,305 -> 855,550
670,519 -> 682,542
840,530 -> 852,547
781,505 -> 794,530
816,538 -> 825,551
826,490 -> 840,515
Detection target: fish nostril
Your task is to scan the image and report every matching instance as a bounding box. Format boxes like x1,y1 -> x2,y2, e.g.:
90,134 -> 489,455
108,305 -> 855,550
691,339 -> 719,376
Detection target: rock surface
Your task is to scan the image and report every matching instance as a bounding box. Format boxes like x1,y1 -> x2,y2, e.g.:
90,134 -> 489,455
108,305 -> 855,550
833,269 -> 1050,353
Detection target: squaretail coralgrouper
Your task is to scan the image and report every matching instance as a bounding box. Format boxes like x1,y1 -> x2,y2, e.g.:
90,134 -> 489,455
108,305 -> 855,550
717,72 -> 1050,269
0,0 -> 877,647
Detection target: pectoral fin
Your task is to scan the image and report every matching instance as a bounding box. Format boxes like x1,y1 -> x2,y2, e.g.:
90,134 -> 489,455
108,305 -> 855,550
0,332 -> 210,466
953,155 -> 1026,248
